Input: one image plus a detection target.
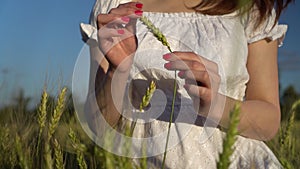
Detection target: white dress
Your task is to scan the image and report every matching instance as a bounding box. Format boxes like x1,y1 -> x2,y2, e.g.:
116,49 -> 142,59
80,0 -> 287,168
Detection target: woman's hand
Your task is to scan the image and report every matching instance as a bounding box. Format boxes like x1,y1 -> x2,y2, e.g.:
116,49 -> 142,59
162,52 -> 221,117
97,2 -> 143,72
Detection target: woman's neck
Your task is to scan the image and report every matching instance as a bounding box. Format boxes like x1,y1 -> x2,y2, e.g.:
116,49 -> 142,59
134,0 -> 199,13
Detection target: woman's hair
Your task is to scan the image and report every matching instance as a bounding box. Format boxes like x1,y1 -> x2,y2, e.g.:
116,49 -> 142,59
191,0 -> 293,25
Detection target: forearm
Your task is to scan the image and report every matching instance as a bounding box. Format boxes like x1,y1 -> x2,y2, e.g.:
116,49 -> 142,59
217,96 -> 280,141
96,67 -> 131,128
88,46 -> 131,128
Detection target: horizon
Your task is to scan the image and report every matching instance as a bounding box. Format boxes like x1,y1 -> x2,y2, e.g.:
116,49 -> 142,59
0,0 -> 300,107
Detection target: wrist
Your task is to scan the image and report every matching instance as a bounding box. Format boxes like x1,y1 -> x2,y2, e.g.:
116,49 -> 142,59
107,65 -> 116,78
217,95 -> 241,128
107,64 -> 132,80
204,94 -> 237,128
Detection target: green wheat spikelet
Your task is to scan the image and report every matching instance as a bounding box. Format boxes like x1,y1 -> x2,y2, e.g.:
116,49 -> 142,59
37,90 -> 48,152
69,128 -> 88,169
140,16 -> 172,53
48,87 -> 67,138
15,134 -> 29,169
217,104 -> 241,169
139,80 -> 156,112
0,125 -> 11,159
53,138 -> 64,169
44,87 -> 67,169
38,90 -> 47,132
130,81 -> 156,136
280,99 -> 300,153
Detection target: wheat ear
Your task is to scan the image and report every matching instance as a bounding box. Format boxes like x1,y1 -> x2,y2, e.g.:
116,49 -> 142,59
69,128 -> 88,169
53,138 -> 64,169
48,87 -> 67,138
139,81 -> 156,112
37,90 -> 48,154
44,87 -> 67,169
130,80 -> 156,137
140,16 -> 172,52
280,99 -> 300,153
15,134 -> 29,169
217,104 -> 241,169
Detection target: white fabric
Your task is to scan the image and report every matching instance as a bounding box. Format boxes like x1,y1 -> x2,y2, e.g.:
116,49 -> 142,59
80,0 -> 287,168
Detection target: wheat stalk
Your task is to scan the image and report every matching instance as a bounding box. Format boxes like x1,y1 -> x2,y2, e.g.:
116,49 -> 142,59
217,104 -> 241,169
140,141 -> 148,169
140,16 -> 177,169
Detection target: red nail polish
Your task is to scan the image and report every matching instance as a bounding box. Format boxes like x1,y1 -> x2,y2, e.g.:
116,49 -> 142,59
136,3 -> 143,8
164,62 -> 171,69
135,10 -> 143,16
178,71 -> 185,77
163,53 -> 171,60
121,16 -> 130,22
117,29 -> 125,34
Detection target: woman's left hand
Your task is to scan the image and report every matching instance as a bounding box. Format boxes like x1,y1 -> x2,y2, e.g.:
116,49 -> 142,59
163,51 -> 221,116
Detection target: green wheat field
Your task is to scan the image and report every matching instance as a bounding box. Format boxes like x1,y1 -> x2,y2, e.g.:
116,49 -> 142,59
0,85 -> 299,169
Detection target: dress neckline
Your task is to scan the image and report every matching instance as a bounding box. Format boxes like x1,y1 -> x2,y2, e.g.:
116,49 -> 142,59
142,11 -> 238,19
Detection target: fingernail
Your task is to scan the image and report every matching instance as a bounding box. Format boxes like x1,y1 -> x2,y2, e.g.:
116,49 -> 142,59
163,53 -> 171,60
164,62 -> 171,69
136,3 -> 143,8
117,29 -> 125,34
121,16 -> 130,22
135,10 -> 143,16
178,71 -> 185,77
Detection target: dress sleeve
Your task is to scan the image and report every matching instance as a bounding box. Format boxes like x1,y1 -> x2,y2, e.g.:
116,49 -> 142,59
244,7 -> 288,47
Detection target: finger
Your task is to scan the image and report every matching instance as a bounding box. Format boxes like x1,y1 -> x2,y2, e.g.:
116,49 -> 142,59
98,2 -> 143,28
97,13 -> 137,28
109,8 -> 143,19
98,13 -> 142,34
98,28 -> 133,52
163,52 -> 200,62
184,84 -> 211,101
179,70 -> 211,87
98,27 -> 127,39
164,60 -> 206,71
163,52 -> 219,72
116,2 -> 143,11
98,28 -> 135,54
104,16 -> 131,28
113,7 -> 143,33
125,14 -> 140,33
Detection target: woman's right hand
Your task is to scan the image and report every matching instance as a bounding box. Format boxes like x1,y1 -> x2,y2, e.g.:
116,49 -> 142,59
97,2 -> 143,72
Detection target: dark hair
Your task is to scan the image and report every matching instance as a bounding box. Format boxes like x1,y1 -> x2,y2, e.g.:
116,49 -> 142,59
189,0 -> 294,25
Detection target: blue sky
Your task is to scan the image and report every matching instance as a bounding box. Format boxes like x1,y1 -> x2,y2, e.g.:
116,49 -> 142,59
0,0 -> 299,106
0,0 -> 94,105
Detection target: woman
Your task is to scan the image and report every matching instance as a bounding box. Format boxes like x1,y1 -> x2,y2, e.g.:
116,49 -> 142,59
80,0 -> 292,168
